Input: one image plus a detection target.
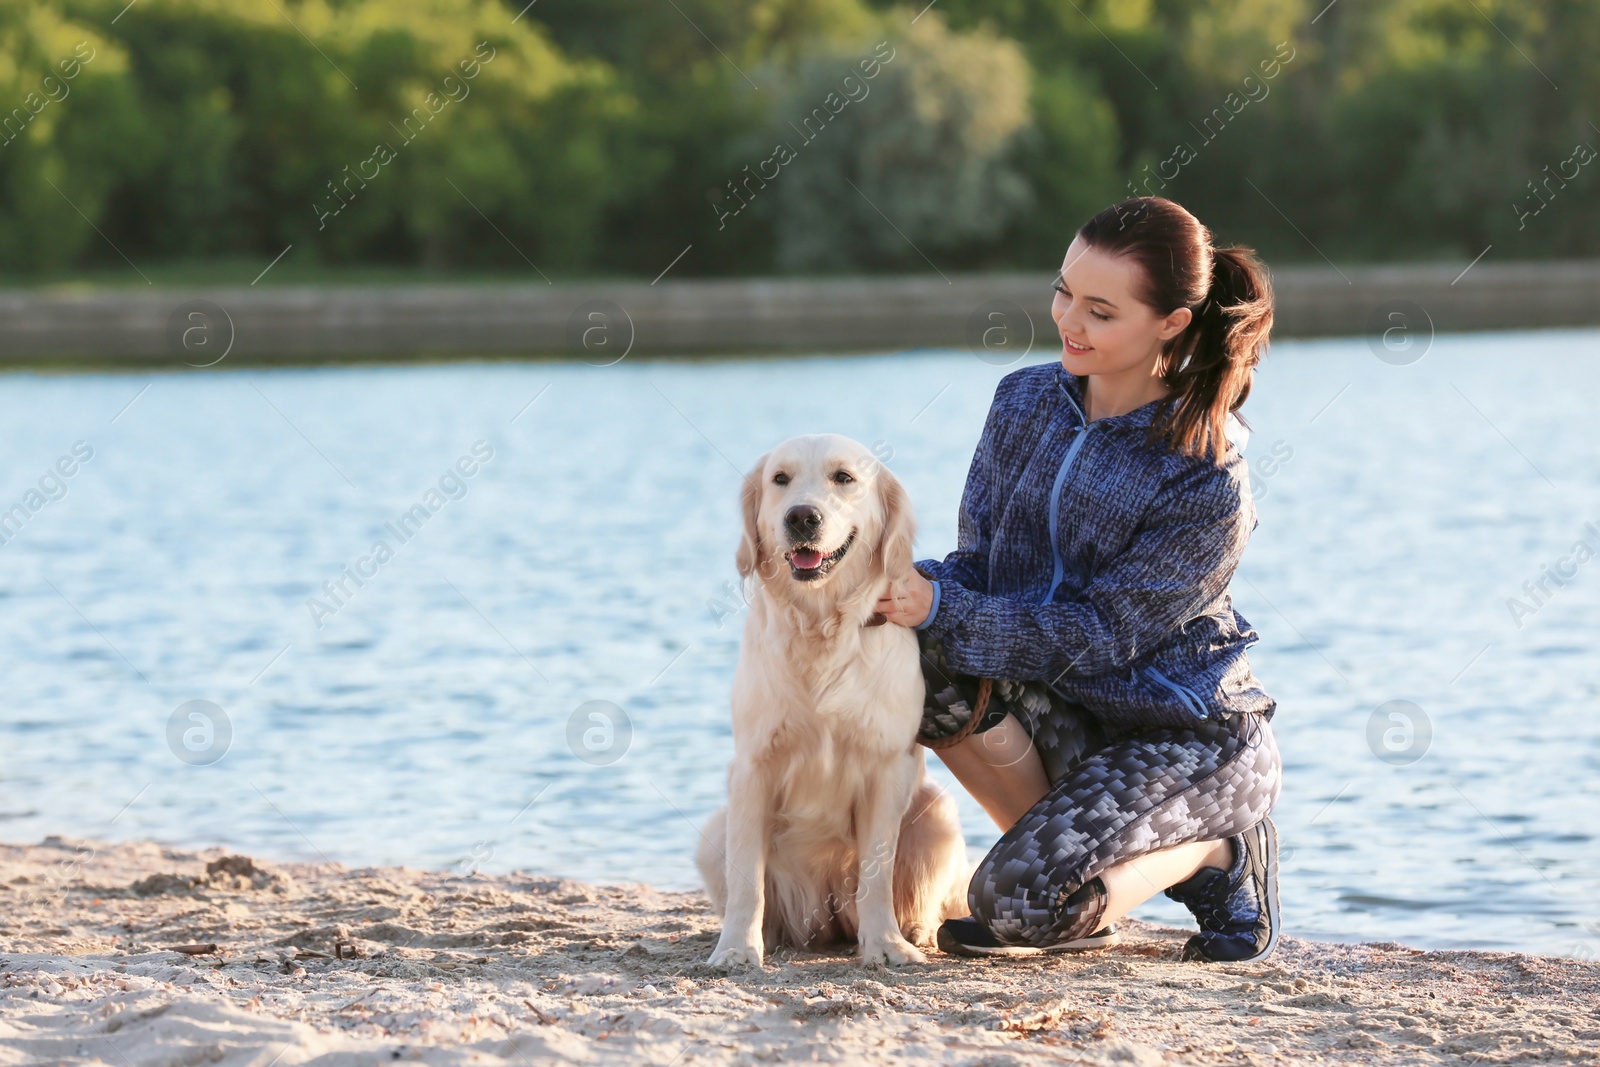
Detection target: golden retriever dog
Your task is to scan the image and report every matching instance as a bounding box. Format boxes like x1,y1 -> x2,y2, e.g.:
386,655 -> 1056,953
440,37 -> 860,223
696,434 -> 969,968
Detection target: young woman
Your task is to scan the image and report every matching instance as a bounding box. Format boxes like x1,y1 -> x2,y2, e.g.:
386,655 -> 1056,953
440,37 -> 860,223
875,196 -> 1282,961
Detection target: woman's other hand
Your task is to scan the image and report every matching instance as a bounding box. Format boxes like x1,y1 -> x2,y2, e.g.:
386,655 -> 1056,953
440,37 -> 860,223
876,569 -> 934,627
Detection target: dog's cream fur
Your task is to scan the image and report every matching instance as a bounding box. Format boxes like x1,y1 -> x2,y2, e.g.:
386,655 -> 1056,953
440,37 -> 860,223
696,434 -> 968,968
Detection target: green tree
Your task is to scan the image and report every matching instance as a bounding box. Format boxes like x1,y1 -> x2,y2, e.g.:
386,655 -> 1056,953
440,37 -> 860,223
44,0 -> 638,270
762,12 -> 1033,272
531,0 -> 878,274
0,4 -> 141,272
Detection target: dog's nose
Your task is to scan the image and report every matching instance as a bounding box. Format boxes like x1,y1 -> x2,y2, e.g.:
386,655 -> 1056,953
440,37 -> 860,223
784,505 -> 823,539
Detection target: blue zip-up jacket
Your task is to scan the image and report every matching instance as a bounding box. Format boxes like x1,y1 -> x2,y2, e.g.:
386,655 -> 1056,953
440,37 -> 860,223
914,361 -> 1276,736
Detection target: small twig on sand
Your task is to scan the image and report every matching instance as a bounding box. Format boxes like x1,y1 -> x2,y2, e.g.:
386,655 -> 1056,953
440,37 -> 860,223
170,943 -> 218,956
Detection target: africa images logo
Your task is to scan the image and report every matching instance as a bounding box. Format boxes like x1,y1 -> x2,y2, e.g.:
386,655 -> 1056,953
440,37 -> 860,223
710,41 -> 896,230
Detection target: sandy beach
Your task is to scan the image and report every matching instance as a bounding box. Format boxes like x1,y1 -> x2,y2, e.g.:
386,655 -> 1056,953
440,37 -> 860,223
0,837 -> 1593,1066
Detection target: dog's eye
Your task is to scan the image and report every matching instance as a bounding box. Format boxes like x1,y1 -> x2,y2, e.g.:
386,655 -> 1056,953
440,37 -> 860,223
772,472 -> 790,486
832,471 -> 854,484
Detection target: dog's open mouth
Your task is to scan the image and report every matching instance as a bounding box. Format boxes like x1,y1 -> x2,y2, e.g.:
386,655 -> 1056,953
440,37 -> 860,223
786,530 -> 855,581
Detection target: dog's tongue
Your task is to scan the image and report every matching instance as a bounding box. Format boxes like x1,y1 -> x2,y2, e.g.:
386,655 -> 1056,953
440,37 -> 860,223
791,548 -> 823,570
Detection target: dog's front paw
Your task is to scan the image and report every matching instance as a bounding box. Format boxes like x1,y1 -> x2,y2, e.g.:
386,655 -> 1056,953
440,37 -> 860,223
902,922 -> 937,949
860,934 -> 927,967
708,938 -> 764,970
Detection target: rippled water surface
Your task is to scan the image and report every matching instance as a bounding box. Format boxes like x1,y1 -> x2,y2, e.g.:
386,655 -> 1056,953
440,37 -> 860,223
2,333 -> 1598,957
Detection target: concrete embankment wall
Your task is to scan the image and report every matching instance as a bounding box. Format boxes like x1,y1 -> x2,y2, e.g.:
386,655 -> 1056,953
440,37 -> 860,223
2,259 -> 1596,364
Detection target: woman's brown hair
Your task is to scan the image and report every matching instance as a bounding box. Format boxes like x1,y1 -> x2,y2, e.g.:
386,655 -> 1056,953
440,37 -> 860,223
1076,196 -> 1274,467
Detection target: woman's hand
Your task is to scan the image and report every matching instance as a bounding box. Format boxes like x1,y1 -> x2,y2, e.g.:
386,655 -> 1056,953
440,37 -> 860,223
876,569 -> 934,628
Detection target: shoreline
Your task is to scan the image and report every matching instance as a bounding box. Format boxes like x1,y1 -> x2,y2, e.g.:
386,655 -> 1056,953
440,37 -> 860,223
6,262 -> 1600,365
1,837 -> 1593,1065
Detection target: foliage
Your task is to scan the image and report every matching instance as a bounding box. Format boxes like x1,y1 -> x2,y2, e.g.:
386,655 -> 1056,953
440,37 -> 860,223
758,13 -> 1032,271
0,4 -> 138,271
0,0 -> 1598,279
863,0 -> 1600,265
31,0 -> 634,271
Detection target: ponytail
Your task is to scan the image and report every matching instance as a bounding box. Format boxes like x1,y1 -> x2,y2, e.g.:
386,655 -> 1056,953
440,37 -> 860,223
1149,245 -> 1274,466
1076,197 -> 1275,467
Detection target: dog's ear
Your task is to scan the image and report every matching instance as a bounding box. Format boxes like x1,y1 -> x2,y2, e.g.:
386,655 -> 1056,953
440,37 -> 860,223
875,463 -> 916,581
735,451 -> 770,579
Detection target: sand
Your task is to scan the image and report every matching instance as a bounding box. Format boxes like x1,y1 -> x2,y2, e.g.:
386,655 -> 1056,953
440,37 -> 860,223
0,837 -> 1594,1066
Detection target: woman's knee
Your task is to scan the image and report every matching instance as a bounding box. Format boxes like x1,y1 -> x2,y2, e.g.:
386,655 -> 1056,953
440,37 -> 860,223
966,852 -> 1106,945
967,859 -> 1063,943
965,811 -> 1101,934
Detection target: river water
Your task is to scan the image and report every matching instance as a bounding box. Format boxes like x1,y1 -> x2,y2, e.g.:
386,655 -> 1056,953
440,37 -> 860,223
1,331 -> 1596,957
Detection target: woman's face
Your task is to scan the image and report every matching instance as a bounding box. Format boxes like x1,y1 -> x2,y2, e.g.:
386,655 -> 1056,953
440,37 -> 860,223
1051,235 -> 1192,378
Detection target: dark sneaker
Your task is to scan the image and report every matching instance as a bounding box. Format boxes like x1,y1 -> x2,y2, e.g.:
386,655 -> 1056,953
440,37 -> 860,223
935,918 -> 1119,958
1164,815 -> 1280,962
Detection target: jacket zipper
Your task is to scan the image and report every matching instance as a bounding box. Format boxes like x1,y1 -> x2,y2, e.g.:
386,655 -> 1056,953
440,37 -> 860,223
1053,368 -> 1209,721
1043,426 -> 1090,602
1043,413 -> 1092,604
1141,665 -> 1210,720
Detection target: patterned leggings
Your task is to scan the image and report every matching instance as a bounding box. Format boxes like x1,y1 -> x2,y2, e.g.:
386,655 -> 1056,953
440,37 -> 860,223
965,693 -> 1282,948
